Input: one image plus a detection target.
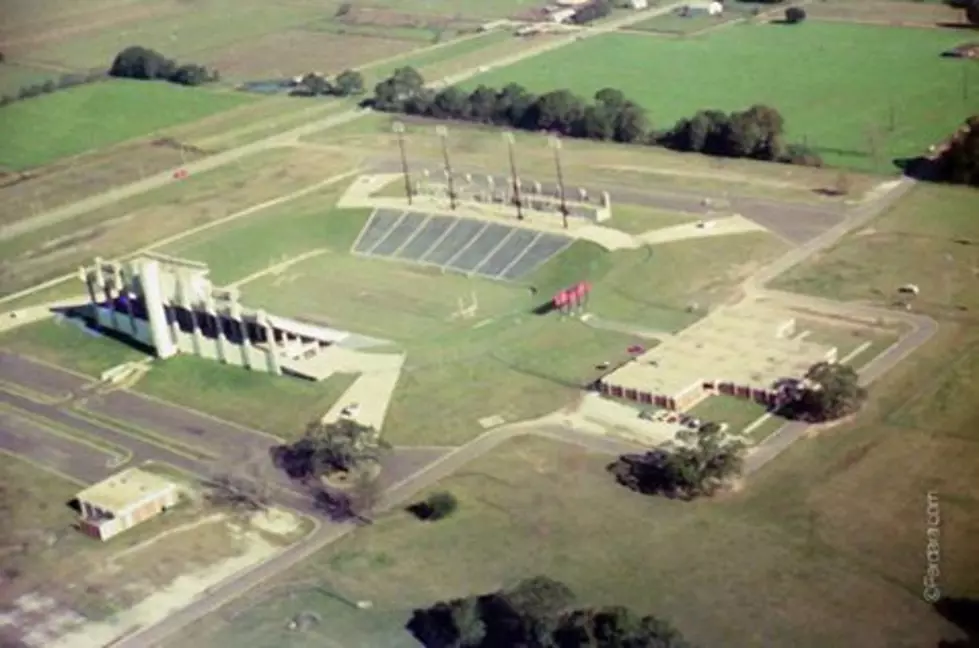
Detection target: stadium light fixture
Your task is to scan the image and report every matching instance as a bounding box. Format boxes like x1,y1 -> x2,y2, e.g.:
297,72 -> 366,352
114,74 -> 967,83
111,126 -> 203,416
436,125 -> 457,210
392,121 -> 413,205
504,132 -> 523,221
549,135 -> 568,230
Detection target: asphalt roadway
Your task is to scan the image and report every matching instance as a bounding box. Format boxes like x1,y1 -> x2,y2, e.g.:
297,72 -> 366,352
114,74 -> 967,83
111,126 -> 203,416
372,159 -> 846,245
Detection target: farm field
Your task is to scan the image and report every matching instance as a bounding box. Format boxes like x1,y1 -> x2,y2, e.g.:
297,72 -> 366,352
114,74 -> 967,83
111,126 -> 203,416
461,23 -> 979,171
805,0 -> 966,26
363,30 -> 513,85
0,80 -> 252,170
314,113 -> 884,201
0,146 -> 361,297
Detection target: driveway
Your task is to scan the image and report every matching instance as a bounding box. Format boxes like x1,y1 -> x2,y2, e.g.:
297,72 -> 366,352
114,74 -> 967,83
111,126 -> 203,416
0,406 -> 120,483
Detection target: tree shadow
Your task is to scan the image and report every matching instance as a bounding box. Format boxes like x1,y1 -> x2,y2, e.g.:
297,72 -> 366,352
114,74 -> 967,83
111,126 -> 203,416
935,22 -> 978,30
606,451 -> 693,501
934,597 -> 979,648
893,155 -> 945,182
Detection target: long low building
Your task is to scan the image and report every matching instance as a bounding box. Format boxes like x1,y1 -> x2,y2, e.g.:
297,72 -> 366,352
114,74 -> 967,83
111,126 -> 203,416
597,305 -> 837,411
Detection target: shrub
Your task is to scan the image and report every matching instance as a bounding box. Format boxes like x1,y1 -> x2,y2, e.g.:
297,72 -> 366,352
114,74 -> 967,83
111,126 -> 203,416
784,6 -> 807,22
407,491 -> 458,521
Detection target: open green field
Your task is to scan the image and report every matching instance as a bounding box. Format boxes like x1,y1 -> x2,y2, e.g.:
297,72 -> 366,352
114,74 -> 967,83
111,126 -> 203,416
463,23 -> 979,171
773,183 -> 979,317
363,30 -> 512,84
172,416 -> 979,648
0,80 -> 252,170
688,394 -> 769,434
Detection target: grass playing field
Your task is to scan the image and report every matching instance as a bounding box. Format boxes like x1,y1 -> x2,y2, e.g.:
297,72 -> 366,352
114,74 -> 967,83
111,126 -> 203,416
463,23 -> 978,171
0,80 -> 253,170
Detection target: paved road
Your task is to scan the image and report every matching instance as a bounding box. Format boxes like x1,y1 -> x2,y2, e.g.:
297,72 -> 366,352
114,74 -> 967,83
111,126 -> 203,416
0,406 -> 121,482
0,350 -> 90,399
372,159 -> 846,244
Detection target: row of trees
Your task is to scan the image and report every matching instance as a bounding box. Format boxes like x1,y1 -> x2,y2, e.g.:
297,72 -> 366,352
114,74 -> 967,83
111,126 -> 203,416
370,67 -> 823,167
933,115 -> 979,187
291,70 -> 365,97
610,361 -> 866,500
407,576 -> 694,648
0,70 -> 106,109
110,45 -> 219,86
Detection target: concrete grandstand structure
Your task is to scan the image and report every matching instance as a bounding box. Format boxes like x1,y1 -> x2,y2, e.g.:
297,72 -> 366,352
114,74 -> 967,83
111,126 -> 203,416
596,304 -> 839,411
78,253 -> 354,381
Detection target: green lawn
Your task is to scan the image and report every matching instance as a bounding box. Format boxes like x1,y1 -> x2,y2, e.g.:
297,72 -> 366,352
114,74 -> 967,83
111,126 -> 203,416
688,394 -> 769,434
606,204 -> 696,235
0,317 -> 148,377
773,183 -> 979,317
463,24 -> 978,171
363,31 -> 511,84
135,356 -> 358,440
169,429 -> 976,648
0,80 -> 252,169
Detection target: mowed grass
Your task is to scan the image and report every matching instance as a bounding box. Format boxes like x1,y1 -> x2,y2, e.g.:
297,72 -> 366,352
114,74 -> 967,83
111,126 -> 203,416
0,317 -> 148,377
173,421 -> 977,648
463,24 -> 978,171
0,64 -> 60,96
773,184 -> 979,318
0,80 -> 252,169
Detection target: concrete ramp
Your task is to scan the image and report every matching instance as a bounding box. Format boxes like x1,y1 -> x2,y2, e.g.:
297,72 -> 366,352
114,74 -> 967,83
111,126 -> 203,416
317,348 -> 405,432
637,214 -> 767,246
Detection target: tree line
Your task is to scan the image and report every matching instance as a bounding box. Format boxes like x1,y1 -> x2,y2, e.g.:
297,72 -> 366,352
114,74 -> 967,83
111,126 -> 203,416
290,70 -> 365,97
0,70 -> 107,109
109,45 -> 219,87
370,66 -> 823,167
407,575 -> 694,648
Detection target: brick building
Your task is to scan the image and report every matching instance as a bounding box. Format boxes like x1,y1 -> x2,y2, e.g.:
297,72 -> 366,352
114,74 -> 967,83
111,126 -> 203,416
75,468 -> 180,541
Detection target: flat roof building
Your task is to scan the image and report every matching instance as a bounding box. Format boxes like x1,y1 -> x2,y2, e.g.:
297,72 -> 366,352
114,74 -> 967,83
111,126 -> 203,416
75,468 -> 180,541
598,304 -> 837,411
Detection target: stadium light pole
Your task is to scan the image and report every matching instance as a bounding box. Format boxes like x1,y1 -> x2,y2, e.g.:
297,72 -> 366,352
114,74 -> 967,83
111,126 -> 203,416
392,120 -> 413,205
504,131 -> 523,221
436,125 -> 457,210
549,135 -> 568,230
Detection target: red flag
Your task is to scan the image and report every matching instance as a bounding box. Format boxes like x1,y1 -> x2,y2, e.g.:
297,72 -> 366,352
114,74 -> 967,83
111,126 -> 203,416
553,291 -> 567,307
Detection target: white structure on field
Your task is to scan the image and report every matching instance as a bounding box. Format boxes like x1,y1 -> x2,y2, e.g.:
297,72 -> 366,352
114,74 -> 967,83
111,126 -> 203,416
708,1 -> 723,15
78,253 -> 351,381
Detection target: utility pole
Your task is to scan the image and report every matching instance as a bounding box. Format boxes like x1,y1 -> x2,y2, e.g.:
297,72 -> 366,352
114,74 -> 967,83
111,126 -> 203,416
436,125 -> 456,210
504,132 -> 523,221
392,120 -> 412,205
549,135 -> 568,229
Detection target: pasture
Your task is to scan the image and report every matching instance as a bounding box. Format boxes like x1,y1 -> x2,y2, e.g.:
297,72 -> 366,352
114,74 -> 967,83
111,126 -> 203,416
462,23 -> 979,171
0,80 -> 252,170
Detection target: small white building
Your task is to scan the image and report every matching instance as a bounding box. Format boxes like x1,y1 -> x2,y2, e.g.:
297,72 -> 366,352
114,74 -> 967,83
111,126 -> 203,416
551,7 -> 577,22
708,1 -> 723,15
630,0 -> 648,8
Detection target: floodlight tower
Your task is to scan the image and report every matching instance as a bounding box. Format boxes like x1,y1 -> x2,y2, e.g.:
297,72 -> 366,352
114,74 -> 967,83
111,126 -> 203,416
549,135 -> 569,230
436,125 -> 457,210
504,132 -> 523,221
392,121 -> 413,205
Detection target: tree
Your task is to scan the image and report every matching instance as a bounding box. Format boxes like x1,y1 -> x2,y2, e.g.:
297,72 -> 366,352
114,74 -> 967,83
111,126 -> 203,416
271,418 -> 388,480
468,85 -> 498,123
348,468 -> 383,520
0,51 -> 6,64
779,362 -> 867,422
333,69 -> 364,96
967,0 -> 979,23
784,6 -> 807,23
407,576 -> 693,648
528,89 -> 586,134
609,422 -> 745,499
407,491 -> 458,521
109,45 -> 216,87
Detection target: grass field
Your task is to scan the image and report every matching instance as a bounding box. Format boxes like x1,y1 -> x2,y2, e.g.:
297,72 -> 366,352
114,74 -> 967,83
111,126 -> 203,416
687,394 -> 769,435
0,147 -> 360,297
462,23 -> 979,171
773,183 -> 979,317
0,80 -> 252,170
172,419 -> 977,648
0,317 -> 147,376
